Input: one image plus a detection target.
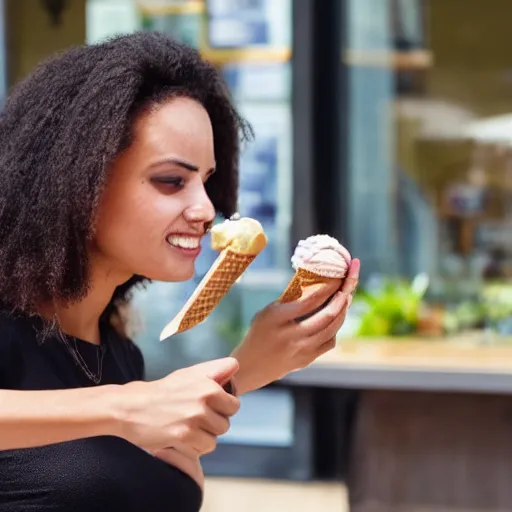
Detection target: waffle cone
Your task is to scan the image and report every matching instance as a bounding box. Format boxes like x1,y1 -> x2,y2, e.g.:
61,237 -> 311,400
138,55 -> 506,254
279,268 -> 340,303
160,249 -> 256,340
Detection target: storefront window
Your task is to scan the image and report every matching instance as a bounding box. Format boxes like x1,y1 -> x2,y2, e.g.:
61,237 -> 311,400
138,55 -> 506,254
345,0 -> 512,341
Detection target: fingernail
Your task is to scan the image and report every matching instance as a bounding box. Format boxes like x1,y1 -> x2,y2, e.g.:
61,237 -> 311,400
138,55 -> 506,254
347,295 -> 353,309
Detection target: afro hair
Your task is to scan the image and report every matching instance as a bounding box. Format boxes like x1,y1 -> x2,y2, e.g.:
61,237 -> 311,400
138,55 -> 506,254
0,31 -> 251,329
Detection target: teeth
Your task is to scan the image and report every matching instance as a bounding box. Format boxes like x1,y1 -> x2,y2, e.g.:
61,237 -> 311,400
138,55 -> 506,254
167,235 -> 200,249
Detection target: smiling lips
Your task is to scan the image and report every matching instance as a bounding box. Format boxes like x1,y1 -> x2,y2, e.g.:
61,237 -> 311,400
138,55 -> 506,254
166,234 -> 202,253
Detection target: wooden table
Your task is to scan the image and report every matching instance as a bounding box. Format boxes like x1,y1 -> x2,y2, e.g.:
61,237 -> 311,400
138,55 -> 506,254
282,336 -> 512,512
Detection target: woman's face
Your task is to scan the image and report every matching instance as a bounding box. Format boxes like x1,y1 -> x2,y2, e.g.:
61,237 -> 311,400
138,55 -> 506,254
93,96 -> 217,283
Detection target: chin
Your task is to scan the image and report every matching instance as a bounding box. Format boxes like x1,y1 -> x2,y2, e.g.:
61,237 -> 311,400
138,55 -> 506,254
149,266 -> 196,283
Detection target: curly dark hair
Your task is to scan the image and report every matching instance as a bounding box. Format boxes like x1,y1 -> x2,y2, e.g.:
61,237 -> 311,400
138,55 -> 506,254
0,31 -> 251,330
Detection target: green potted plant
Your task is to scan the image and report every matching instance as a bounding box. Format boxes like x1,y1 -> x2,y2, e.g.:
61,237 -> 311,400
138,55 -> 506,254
354,273 -> 430,338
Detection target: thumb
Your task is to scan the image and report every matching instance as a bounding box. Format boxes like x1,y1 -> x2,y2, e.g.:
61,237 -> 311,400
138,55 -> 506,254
191,357 -> 240,385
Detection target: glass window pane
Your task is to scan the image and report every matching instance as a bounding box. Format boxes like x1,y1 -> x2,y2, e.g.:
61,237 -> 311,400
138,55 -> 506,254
345,0 -> 512,340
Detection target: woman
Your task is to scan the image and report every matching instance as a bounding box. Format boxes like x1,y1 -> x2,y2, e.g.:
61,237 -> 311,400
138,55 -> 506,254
0,32 -> 359,511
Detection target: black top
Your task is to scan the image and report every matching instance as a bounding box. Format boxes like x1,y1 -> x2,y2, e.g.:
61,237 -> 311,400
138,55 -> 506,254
0,311 -> 202,512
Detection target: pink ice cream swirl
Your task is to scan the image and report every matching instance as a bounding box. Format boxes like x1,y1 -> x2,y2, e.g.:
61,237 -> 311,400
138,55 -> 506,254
291,235 -> 351,279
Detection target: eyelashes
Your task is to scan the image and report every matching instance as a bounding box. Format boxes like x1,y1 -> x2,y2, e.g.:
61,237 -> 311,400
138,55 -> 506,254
151,173 -> 213,192
151,176 -> 185,190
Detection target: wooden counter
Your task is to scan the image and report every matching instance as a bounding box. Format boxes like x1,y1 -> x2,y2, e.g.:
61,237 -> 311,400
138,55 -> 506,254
326,335 -> 512,369
282,336 -> 512,512
282,335 -> 512,395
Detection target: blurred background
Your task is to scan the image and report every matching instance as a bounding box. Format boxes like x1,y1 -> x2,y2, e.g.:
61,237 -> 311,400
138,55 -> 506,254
4,1 -> 512,510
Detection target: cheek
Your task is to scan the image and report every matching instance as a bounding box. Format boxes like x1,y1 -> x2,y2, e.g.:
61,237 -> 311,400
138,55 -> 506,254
93,185 -> 182,258
94,202 -> 138,259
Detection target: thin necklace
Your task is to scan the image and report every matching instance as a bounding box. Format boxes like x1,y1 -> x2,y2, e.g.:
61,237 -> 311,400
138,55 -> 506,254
58,329 -> 106,385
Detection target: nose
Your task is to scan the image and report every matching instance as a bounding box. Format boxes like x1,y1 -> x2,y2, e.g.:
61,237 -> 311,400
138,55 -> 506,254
183,180 -> 216,227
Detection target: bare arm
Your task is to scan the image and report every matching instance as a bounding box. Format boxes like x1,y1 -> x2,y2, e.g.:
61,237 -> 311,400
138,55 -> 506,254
0,386 -> 121,451
0,357 -> 240,454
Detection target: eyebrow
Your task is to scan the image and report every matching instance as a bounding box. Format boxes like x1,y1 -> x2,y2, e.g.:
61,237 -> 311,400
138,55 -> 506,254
149,158 -> 215,174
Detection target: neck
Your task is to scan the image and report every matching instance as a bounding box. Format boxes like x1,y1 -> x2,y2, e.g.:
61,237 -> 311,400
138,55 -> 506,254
39,259 -> 131,345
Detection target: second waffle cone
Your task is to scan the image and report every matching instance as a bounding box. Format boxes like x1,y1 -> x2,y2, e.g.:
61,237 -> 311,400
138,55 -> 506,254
279,268 -> 338,303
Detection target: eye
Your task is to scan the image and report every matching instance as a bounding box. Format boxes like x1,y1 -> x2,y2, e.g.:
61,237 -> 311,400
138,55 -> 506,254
151,176 -> 185,191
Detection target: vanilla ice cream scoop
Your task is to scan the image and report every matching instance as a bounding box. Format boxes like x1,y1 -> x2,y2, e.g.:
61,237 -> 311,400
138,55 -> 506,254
210,216 -> 267,254
291,234 -> 351,278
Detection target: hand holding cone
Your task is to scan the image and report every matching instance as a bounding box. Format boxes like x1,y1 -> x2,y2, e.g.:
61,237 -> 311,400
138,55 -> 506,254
280,234 -> 351,304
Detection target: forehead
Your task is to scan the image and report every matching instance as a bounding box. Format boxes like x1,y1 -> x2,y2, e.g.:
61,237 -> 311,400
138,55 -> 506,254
132,96 -> 215,160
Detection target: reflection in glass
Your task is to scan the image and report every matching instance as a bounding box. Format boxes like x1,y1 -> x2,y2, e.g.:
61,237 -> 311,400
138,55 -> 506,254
345,0 -> 512,341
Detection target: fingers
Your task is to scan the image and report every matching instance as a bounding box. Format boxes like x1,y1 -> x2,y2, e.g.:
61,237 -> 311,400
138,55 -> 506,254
199,407 -> 231,437
275,279 -> 341,323
310,302 -> 349,352
171,427 -> 217,457
190,430 -> 218,456
192,357 -> 240,386
295,291 -> 349,337
314,336 -> 337,358
189,404 -> 233,454
256,258 -> 360,328
342,258 -> 360,295
206,384 -> 241,417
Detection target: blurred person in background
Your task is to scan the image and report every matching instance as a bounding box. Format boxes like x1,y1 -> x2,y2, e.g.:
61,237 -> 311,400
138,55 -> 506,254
0,32 -> 359,512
